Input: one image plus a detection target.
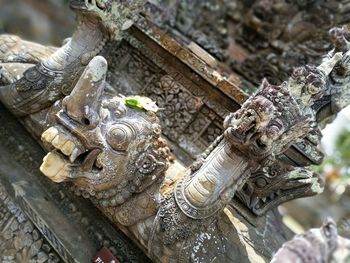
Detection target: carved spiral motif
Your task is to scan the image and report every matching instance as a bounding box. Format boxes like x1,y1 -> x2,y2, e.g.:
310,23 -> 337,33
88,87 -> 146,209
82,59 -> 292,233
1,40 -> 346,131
106,123 -> 135,151
24,67 -> 41,82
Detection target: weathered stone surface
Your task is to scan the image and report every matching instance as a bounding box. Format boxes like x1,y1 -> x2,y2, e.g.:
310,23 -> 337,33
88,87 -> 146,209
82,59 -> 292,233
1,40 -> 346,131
0,1 -> 350,263
0,103 -> 151,263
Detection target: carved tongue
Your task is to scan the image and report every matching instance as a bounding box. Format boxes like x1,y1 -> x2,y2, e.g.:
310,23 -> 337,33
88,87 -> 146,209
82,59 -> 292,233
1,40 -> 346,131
81,148 -> 102,171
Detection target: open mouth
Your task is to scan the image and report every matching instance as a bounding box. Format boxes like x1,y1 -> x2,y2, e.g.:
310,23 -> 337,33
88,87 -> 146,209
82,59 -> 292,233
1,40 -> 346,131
40,126 -> 102,182
249,189 -> 284,214
226,111 -> 258,144
228,127 -> 270,157
249,185 -> 314,215
244,174 -> 321,215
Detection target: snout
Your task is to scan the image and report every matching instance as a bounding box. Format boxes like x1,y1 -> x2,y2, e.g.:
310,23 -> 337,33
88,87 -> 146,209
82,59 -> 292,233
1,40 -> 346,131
62,56 -> 107,129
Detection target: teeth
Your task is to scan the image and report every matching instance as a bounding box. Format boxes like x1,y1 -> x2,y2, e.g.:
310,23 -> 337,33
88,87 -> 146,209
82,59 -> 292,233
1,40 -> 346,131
95,155 -> 103,169
52,165 -> 71,183
50,134 -> 79,161
41,127 -> 59,143
41,127 -> 84,162
70,147 -> 83,163
52,134 -> 68,149
61,140 -> 76,156
40,152 -> 70,183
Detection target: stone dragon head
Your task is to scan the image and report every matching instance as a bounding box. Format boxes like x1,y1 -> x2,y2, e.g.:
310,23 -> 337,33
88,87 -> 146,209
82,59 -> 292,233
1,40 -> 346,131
40,56 -> 170,206
231,26 -> 350,218
229,64 -> 327,217
224,78 -> 318,165
236,163 -> 324,216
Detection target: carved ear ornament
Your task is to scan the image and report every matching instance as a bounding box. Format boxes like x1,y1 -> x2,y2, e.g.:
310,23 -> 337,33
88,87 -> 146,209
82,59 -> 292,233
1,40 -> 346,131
126,142 -> 169,194
136,153 -> 161,174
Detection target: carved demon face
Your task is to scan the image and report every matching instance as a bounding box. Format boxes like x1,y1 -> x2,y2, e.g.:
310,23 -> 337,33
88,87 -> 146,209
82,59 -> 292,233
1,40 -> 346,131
40,56 -> 169,206
224,79 -> 315,163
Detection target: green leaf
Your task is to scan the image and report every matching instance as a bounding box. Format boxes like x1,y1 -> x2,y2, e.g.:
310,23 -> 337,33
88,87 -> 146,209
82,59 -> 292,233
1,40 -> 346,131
125,97 -> 144,110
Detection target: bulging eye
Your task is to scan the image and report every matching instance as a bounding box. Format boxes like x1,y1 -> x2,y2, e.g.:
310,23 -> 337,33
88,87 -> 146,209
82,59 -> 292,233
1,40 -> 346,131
307,84 -> 320,95
106,123 -> 135,151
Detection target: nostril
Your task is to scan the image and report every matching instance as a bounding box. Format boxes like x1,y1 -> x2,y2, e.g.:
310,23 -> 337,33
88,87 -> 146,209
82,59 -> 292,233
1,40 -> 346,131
83,118 -> 91,126
82,111 -> 99,129
62,56 -> 106,129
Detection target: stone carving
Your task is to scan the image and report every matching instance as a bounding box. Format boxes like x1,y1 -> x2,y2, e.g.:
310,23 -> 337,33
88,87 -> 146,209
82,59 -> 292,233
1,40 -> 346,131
105,39 -> 231,161
0,0 -> 145,117
148,0 -> 350,88
234,26 -> 350,218
0,183 -> 61,263
236,164 -> 324,216
1,1 -> 350,262
0,100 -> 150,262
271,218 -> 350,263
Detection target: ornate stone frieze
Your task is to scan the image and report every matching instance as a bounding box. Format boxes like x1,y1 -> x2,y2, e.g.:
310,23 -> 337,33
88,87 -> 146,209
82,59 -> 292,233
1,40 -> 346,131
105,39 -> 235,161
1,50 -> 319,261
148,0 -> 350,89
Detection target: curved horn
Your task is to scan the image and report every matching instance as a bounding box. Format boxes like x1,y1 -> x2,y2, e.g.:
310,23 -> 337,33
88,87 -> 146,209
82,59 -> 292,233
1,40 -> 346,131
62,55 -> 107,128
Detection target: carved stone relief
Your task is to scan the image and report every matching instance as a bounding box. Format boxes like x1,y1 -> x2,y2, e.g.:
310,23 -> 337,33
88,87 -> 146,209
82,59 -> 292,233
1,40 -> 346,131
147,0 -> 350,89
0,183 -> 61,263
0,1 -> 350,262
106,40 -> 233,162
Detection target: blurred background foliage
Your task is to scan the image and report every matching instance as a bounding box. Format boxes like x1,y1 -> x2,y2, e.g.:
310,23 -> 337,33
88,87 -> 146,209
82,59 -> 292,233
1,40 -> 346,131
323,129 -> 350,179
282,110 -> 350,236
0,0 -> 74,46
0,0 -> 349,237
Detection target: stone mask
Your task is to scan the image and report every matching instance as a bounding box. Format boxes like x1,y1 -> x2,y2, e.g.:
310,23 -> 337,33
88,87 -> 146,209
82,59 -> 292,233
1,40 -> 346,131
40,56 -> 170,206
